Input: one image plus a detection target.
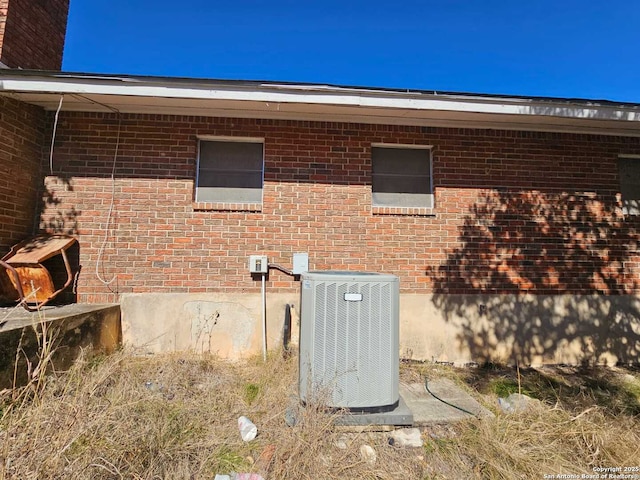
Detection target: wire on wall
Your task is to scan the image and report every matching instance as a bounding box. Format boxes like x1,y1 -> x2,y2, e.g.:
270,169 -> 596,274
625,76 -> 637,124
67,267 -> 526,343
95,113 -> 122,287
45,93 -> 123,297
39,94 -> 65,235
49,95 -> 64,175
67,94 -> 123,291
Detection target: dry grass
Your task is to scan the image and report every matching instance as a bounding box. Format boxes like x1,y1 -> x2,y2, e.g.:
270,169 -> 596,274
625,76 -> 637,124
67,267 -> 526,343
420,362 -> 640,479
424,401 -> 640,479
0,349 -> 639,479
0,350 -> 423,479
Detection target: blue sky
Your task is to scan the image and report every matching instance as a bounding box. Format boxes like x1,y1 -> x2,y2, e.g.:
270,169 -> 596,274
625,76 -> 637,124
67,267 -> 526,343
62,1 -> 640,102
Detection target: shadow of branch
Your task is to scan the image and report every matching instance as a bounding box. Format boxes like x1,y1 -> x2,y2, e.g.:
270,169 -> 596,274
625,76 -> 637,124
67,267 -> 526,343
428,189 -> 640,365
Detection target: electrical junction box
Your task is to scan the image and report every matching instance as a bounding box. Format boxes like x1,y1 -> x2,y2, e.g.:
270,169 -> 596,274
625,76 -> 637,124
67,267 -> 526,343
292,253 -> 309,275
249,255 -> 268,273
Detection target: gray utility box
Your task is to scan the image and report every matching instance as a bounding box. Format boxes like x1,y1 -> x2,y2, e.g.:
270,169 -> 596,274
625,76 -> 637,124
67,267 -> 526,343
299,271 -> 400,410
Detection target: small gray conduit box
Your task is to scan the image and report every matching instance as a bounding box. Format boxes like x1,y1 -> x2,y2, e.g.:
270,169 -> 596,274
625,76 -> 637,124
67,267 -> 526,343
292,253 -> 309,275
249,255 -> 268,273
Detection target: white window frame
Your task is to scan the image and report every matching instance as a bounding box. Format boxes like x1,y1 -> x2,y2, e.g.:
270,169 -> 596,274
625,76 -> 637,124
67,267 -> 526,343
371,143 -> 434,208
196,136 -> 265,204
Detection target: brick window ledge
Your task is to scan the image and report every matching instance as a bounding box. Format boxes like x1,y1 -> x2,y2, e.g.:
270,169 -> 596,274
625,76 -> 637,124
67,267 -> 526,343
193,202 -> 262,212
372,205 -> 436,217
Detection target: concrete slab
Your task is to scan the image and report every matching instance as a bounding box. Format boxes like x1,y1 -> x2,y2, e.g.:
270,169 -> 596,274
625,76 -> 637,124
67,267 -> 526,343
334,395 -> 414,427
400,379 -> 494,425
0,303 -> 119,332
287,378 -> 492,428
0,303 -> 121,388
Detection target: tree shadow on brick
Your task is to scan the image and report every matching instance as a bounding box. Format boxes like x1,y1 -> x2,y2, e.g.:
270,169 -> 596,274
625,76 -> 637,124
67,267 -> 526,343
39,174 -> 80,236
37,175 -> 81,304
427,189 -> 640,365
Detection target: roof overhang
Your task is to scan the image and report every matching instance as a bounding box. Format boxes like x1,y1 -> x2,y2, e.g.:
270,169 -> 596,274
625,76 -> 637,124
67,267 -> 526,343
1,70 -> 640,137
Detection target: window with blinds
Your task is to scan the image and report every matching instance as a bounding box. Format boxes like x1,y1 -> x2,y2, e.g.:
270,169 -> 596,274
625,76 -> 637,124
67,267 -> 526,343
196,139 -> 264,203
371,145 -> 433,208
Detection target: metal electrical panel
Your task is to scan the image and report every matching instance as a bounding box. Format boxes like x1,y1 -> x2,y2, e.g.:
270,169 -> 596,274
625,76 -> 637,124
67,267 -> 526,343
292,253 -> 309,275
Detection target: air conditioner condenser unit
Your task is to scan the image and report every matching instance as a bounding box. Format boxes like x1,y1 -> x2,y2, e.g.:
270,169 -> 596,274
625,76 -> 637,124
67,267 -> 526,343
298,271 -> 400,410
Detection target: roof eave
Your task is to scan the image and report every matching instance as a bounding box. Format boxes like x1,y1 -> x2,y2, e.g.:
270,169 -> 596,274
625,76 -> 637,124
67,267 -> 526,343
1,71 -> 640,137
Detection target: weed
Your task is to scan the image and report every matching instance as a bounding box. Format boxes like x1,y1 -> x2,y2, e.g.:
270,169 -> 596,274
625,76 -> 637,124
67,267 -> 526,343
487,377 -> 521,397
211,446 -> 250,472
243,382 -> 260,405
622,374 -> 640,399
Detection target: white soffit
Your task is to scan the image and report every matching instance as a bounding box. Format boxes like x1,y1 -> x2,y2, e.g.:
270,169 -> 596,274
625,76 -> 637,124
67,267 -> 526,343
1,73 -> 640,136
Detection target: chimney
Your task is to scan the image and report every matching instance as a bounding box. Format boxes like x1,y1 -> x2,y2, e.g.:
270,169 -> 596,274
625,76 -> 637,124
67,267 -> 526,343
0,0 -> 70,70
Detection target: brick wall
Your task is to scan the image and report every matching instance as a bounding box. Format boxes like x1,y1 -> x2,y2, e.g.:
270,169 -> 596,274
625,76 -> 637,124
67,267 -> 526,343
42,112 -> 640,302
0,96 -> 45,252
0,1 -> 6,61
0,0 -> 69,69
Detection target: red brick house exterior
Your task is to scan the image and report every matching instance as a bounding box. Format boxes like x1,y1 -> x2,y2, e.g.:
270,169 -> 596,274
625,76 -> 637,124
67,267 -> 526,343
0,0 -> 68,70
0,0 -> 68,252
1,0 -> 640,364
0,96 -> 44,251
41,113 -> 640,302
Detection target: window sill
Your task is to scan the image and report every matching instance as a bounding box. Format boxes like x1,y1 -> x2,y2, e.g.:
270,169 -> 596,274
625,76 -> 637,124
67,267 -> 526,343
193,202 -> 262,212
371,205 -> 436,217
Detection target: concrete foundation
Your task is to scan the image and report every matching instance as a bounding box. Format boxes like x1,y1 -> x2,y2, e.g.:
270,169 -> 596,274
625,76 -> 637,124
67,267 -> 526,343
119,292 -> 640,365
120,292 -> 297,358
